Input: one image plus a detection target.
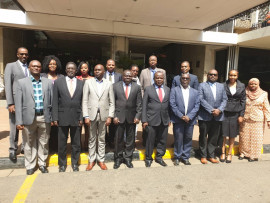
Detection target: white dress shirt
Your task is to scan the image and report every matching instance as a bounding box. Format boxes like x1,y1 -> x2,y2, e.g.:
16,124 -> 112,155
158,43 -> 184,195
229,86 -> 236,95
208,82 -> 216,100
180,85 -> 190,115
17,60 -> 29,77
66,76 -> 77,93
154,84 -> 165,100
95,78 -> 104,97
123,82 -> 131,98
106,71 -> 115,84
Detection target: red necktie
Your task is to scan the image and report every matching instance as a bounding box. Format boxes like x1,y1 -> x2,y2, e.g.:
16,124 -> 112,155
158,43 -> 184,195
158,87 -> 163,102
125,85 -> 129,99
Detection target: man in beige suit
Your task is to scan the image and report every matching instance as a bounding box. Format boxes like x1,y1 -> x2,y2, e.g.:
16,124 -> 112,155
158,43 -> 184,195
139,55 -> 167,95
82,64 -> 115,170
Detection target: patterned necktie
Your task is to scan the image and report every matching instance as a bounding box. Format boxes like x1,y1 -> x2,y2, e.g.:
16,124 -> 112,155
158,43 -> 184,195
69,79 -> 74,97
23,64 -> 28,77
151,69 -> 156,84
109,73 -> 112,82
158,87 -> 163,102
125,85 -> 129,99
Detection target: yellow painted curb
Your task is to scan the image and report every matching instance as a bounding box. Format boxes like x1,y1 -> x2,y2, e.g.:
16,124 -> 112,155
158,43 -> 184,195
225,145 -> 263,155
13,173 -> 38,203
138,148 -> 174,161
47,153 -> 89,167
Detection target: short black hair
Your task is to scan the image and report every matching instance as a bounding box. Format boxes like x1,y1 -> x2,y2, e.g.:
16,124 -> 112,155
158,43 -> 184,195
66,62 -> 77,69
42,55 -> 62,74
77,61 -> 90,75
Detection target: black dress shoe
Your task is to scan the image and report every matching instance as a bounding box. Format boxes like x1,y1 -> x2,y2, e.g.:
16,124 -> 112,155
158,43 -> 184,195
238,156 -> 244,160
26,169 -> 35,175
145,160 -> 152,167
173,159 -> 180,166
113,160 -> 122,169
9,153 -> 17,163
248,158 -> 258,162
72,165 -> 79,172
59,165 -> 67,172
125,160 -> 133,168
39,166 -> 48,173
181,159 -> 191,165
155,159 -> 167,167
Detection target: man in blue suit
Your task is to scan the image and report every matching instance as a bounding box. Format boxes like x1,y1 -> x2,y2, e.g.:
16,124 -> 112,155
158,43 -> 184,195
170,73 -> 200,165
171,61 -> 199,90
198,69 -> 227,164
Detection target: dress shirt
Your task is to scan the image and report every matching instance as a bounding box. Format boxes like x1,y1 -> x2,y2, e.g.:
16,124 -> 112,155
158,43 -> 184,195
123,82 -> 131,98
132,77 -> 141,85
150,68 -> 157,85
180,85 -> 190,115
229,86 -> 236,95
31,75 -> 43,112
17,60 -> 29,77
154,84 -> 165,100
66,76 -> 77,94
207,81 -> 216,100
95,77 -> 104,98
106,71 -> 115,84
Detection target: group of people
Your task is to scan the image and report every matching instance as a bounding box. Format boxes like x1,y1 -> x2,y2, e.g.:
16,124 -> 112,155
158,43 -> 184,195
4,47 -> 270,175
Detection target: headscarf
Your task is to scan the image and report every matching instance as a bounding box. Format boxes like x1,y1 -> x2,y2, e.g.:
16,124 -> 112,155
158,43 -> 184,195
246,78 -> 264,100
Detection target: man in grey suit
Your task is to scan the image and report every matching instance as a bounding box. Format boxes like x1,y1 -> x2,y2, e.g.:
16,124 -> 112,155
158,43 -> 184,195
15,60 -> 53,175
83,64 -> 115,171
198,69 -> 227,164
113,70 -> 142,169
104,59 -> 122,147
171,61 -> 199,90
142,71 -> 170,167
4,47 -> 29,162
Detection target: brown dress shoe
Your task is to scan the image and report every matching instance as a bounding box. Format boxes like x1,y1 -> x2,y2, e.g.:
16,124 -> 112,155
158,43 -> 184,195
208,158 -> 219,164
98,162 -> 108,170
200,158 -> 208,164
86,162 -> 96,171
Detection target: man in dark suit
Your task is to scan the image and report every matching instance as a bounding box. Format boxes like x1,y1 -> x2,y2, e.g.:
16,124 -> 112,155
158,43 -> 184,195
198,69 -> 227,164
142,71 -> 170,167
171,61 -> 199,90
4,47 -> 29,162
16,60 -> 53,175
52,62 -> 84,172
104,59 -> 122,147
113,70 -> 142,169
170,73 -> 200,166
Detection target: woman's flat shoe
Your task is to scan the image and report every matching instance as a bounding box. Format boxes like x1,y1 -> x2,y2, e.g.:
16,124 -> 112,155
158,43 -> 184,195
220,153 -> 226,162
238,156 -> 244,160
248,158 -> 258,162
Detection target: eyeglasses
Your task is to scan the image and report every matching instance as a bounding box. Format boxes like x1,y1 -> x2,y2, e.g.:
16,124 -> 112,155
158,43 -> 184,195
208,74 -> 218,76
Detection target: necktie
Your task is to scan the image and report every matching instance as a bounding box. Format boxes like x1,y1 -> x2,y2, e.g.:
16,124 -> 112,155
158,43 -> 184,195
151,69 -> 156,84
125,85 -> 129,99
158,87 -> 163,102
23,64 -> 28,77
109,73 -> 112,82
69,79 -> 74,97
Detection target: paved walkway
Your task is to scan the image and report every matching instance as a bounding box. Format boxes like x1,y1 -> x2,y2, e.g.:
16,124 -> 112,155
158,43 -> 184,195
0,106 -> 270,158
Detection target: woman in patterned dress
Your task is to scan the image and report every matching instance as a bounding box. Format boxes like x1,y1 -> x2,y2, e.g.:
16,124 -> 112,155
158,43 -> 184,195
239,78 -> 270,161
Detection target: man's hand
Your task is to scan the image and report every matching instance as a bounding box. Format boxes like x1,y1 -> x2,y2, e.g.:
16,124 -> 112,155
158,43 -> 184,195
238,116 -> 244,124
267,121 -> 270,129
8,105 -> 15,113
85,118 -> 91,126
105,117 -> 112,126
212,109 -> 221,117
78,120 -> 83,126
168,122 -> 172,127
53,121 -> 59,126
113,117 -> 120,125
142,122 -> 148,129
134,118 -> 140,124
16,125 -> 24,130
182,116 -> 190,123
50,122 -> 54,126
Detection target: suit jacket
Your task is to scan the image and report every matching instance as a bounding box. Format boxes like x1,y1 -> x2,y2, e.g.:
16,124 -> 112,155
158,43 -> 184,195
52,77 -> 83,126
170,86 -> 200,125
4,61 -> 27,106
139,67 -> 167,95
82,78 -> 115,121
198,82 -> 228,121
40,73 -> 64,79
171,74 -> 199,90
15,77 -> 53,125
142,85 -> 170,126
104,71 -> 122,83
224,80 -> 246,116
113,81 -> 142,124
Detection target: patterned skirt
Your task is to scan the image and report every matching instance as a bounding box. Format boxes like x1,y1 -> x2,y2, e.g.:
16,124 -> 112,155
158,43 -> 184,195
239,119 -> 264,159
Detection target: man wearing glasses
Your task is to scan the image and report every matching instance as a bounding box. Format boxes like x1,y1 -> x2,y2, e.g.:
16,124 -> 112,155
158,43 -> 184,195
198,69 -> 227,164
4,47 -> 29,163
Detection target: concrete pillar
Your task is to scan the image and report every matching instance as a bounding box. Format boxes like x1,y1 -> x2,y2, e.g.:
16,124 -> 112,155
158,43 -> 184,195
0,27 -> 5,99
111,36 -> 129,60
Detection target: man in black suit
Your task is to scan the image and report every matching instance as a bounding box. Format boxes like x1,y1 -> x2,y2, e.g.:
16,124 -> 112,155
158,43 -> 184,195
171,61 -> 199,90
104,59 -> 122,147
142,71 -> 170,167
113,70 -> 142,169
52,62 -> 83,172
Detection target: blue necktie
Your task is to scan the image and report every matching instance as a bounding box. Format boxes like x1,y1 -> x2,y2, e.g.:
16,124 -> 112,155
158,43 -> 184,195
151,69 -> 156,84
23,64 -> 28,77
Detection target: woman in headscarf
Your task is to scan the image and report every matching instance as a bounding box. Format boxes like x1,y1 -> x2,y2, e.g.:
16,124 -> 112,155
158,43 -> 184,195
220,70 -> 246,163
239,78 -> 270,161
